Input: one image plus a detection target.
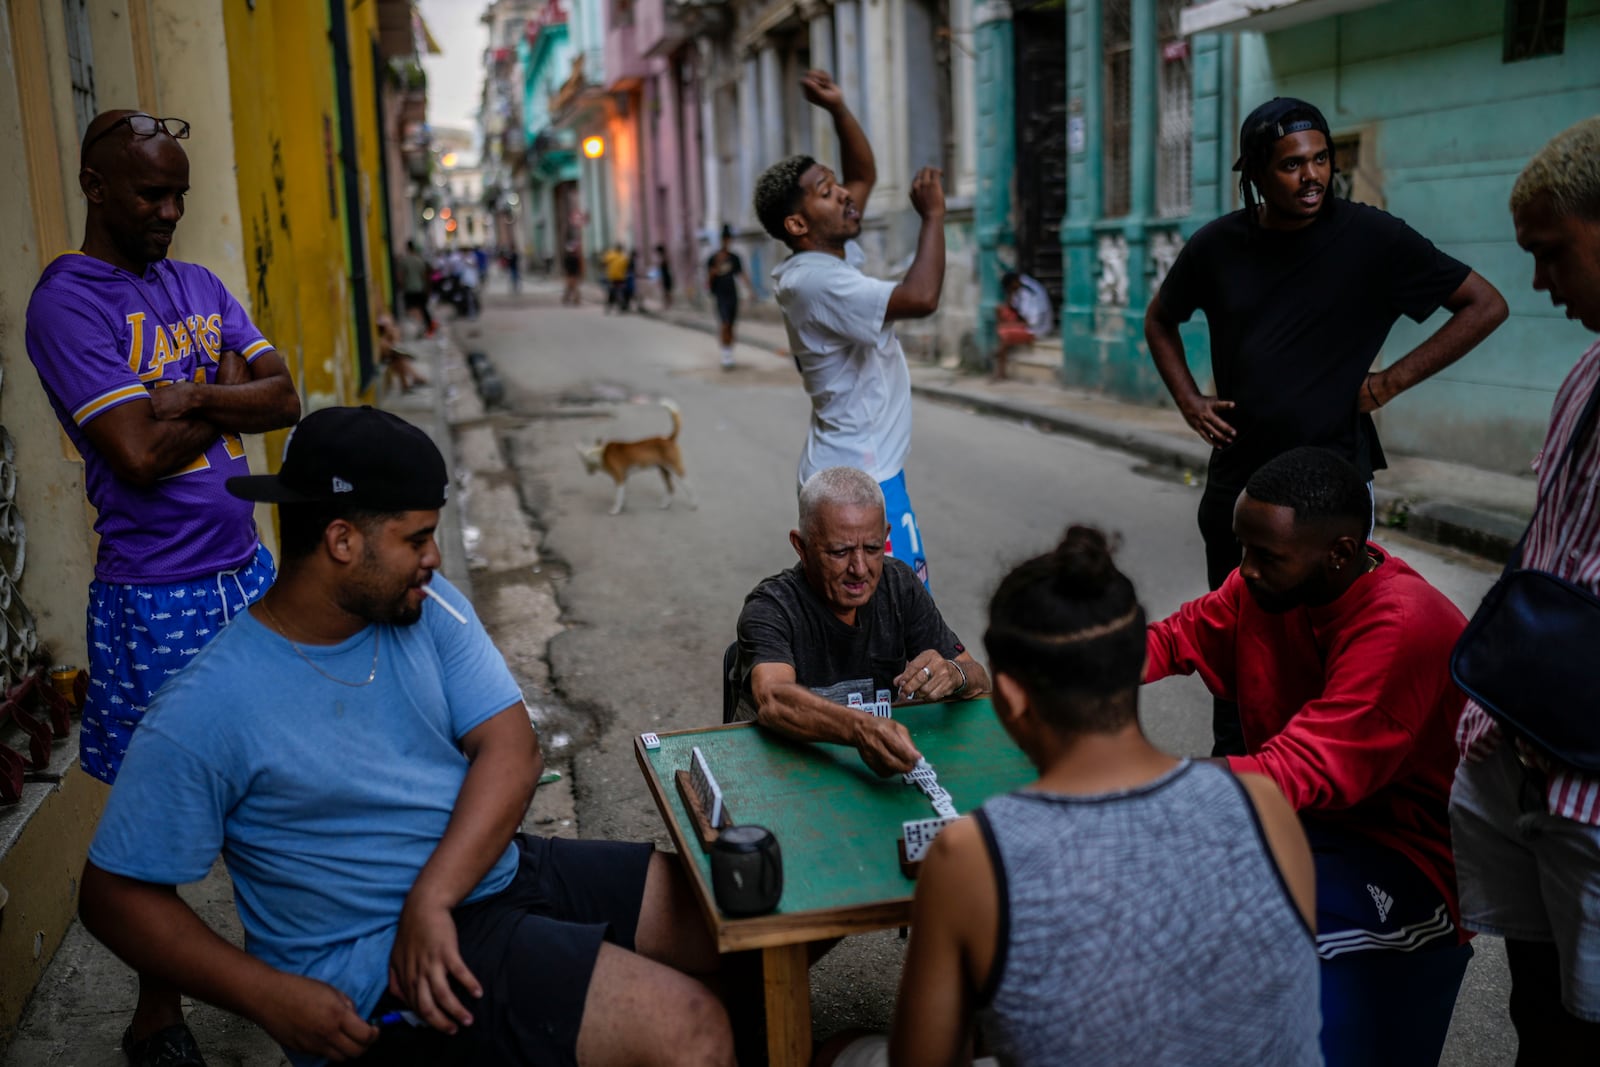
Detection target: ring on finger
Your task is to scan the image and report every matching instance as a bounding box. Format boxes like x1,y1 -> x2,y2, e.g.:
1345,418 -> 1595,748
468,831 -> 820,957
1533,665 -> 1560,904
921,665 -> 932,680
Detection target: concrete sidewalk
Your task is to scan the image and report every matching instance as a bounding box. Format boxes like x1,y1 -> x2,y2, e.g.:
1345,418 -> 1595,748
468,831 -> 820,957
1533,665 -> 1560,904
644,296 -> 1537,565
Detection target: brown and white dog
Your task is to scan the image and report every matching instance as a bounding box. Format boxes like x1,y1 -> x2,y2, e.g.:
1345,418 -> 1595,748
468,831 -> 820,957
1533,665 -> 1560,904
576,399 -> 698,515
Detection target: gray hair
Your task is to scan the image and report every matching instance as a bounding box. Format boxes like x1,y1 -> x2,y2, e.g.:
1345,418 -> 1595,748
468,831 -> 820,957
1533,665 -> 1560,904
1511,116 -> 1600,222
798,467 -> 884,537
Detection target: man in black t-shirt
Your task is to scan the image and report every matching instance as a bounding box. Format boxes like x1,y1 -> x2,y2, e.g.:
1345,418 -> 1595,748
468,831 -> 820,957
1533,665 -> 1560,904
1145,96 -> 1507,756
734,467 -> 989,775
707,225 -> 750,369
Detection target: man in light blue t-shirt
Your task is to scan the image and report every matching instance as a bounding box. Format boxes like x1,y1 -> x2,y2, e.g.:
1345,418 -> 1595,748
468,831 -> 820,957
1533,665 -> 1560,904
754,69 -> 946,591
80,407 -> 734,1067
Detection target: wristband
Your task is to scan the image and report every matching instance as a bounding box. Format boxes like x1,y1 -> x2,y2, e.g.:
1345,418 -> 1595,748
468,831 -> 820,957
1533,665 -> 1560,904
1365,375 -> 1382,408
948,659 -> 968,694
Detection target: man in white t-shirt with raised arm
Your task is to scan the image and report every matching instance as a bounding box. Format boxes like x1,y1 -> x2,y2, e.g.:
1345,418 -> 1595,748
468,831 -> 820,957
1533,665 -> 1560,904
753,69 -> 946,590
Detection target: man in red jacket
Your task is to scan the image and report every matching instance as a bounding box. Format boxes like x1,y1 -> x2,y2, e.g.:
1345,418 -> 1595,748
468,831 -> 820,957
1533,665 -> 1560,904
1145,446 -> 1470,1067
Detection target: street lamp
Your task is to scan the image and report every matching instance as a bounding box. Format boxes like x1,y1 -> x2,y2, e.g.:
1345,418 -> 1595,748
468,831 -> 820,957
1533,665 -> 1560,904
582,136 -> 605,159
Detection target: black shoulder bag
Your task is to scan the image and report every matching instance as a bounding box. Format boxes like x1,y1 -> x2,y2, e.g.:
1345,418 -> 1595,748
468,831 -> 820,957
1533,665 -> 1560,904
1450,384 -> 1600,774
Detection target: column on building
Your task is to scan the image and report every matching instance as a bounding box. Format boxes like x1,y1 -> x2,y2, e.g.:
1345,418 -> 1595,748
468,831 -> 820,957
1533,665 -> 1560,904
973,0 -> 1016,364
860,0 -> 900,208
804,1 -> 837,166
739,51 -> 762,229
758,41 -> 785,169
674,46 -> 706,288
1061,0 -> 1101,374
832,0 -> 864,122
698,38 -> 722,235
949,0 -> 979,200
1123,0 -> 1158,321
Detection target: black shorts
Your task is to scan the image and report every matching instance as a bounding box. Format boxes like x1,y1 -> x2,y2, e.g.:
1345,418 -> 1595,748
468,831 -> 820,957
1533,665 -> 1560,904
715,289 -> 738,325
357,834 -> 655,1067
401,291 -> 429,312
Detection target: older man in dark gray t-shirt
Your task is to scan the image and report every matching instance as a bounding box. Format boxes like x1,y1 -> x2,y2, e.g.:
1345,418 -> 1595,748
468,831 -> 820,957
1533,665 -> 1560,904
733,467 -> 988,776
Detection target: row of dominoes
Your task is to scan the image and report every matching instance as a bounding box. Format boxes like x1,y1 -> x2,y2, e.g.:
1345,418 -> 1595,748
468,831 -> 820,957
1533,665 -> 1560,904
848,689 -> 893,718
904,757 -> 958,818
689,745 -> 724,827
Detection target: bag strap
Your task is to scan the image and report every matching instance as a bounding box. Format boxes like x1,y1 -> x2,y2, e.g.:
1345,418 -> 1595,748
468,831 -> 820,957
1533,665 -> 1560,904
1503,379 -> 1600,576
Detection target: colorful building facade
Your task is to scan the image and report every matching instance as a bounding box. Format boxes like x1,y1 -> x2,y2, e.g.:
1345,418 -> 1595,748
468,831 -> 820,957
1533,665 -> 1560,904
0,0 -> 427,1039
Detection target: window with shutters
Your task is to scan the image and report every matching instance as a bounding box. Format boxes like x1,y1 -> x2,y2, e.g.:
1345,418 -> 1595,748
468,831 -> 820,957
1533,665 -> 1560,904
1155,0 -> 1191,218
1102,0 -> 1132,218
62,0 -> 97,142
1504,0 -> 1566,62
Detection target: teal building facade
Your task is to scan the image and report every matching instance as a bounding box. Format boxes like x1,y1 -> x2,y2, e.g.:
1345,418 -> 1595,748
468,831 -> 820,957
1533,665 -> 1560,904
976,0 -> 1600,473
1225,0 -> 1600,471
521,0 -> 582,266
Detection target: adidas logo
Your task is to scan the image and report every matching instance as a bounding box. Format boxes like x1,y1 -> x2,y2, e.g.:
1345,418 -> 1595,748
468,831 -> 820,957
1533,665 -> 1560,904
1367,883 -> 1394,924
332,476 -> 354,493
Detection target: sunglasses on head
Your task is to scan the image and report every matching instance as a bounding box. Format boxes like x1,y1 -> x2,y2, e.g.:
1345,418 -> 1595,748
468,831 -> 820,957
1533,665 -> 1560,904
84,115 -> 191,154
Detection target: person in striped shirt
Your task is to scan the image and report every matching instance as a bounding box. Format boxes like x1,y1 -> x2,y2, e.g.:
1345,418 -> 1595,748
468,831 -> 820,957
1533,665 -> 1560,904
1450,116 -> 1600,1066
24,109 -> 300,1067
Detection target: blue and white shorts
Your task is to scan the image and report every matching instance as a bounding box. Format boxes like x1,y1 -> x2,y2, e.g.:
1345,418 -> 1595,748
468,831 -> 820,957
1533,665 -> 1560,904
879,470 -> 930,592
82,543 -> 275,784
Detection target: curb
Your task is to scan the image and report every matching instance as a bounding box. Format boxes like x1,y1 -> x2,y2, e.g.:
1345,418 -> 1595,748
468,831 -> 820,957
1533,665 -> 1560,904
909,380 -> 1212,474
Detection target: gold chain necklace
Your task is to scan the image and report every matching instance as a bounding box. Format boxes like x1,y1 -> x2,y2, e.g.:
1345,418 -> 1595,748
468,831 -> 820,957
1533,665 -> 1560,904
258,600 -> 379,688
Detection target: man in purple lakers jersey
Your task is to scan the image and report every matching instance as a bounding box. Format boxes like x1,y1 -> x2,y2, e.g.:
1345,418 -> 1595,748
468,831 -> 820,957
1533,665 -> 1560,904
24,109 -> 300,1066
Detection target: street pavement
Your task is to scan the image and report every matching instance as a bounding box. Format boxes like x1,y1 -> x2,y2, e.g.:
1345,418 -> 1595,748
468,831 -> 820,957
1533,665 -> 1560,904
473,278 -> 1513,1063
3,275 -> 1519,1064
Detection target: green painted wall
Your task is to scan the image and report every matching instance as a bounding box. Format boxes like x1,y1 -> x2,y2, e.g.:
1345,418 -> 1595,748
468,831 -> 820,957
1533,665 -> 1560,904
974,6 -> 1017,358
1239,0 -> 1600,472
1058,0 -> 1224,403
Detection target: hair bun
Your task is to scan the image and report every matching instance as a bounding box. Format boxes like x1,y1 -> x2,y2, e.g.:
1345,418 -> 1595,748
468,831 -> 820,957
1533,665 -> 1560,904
1051,525 -> 1117,595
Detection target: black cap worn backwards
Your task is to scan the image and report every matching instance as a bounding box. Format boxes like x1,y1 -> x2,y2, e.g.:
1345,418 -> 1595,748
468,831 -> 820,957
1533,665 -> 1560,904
1233,97 -> 1332,173
226,406 -> 448,511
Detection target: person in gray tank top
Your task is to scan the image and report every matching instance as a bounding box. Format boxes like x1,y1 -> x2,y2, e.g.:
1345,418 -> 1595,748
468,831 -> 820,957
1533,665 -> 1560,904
865,526 -> 1321,1067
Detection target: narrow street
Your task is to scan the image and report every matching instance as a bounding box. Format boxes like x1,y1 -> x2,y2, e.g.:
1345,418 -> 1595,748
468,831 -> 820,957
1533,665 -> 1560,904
466,280 -> 1515,1063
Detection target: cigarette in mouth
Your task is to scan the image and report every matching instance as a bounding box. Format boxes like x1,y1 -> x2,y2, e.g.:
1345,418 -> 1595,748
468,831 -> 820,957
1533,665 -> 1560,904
421,583 -> 468,624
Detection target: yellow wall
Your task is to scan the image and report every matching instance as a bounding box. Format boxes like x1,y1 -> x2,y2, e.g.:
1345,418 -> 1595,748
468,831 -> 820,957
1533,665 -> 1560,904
0,0 -> 403,1034
347,0 -> 396,376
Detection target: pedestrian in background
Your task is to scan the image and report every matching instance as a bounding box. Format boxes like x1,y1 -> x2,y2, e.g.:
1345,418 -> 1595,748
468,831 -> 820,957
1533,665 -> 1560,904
989,270 -> 1052,382
1144,96 -> 1507,756
624,247 -> 639,312
24,108 -> 301,1067
395,239 -> 436,338
603,243 -> 628,313
656,243 -> 674,310
506,246 -> 521,296
1450,115 -> 1600,1067
706,225 -> 750,369
562,238 -> 583,306
455,247 -> 480,319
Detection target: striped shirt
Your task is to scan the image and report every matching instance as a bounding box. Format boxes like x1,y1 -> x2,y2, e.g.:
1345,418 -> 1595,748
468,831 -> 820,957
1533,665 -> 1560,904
1458,338 -> 1600,824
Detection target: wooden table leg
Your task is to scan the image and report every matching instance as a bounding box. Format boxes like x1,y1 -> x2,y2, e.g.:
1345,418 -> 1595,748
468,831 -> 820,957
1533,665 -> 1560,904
763,942 -> 813,1067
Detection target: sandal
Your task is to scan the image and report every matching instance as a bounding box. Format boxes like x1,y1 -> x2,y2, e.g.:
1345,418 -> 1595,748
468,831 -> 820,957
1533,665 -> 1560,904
121,1023 -> 208,1067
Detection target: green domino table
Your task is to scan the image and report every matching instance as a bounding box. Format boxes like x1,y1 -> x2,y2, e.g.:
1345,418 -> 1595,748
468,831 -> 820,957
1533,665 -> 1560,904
634,697 -> 1033,1066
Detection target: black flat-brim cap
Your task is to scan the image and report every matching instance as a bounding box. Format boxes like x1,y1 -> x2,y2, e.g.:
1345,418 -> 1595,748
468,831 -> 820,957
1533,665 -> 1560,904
227,405 -> 448,511
1233,96 -> 1331,171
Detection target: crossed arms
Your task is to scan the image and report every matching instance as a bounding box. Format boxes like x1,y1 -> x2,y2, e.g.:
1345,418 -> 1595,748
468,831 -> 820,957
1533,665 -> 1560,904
83,349 -> 301,487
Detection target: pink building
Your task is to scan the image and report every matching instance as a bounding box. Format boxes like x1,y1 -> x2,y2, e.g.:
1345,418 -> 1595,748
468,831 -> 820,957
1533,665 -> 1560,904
605,0 -> 718,299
